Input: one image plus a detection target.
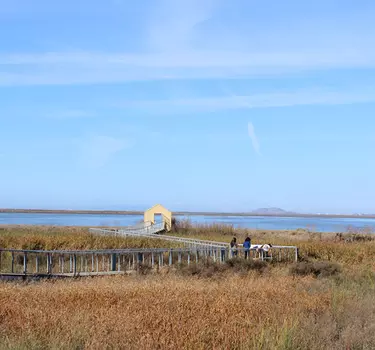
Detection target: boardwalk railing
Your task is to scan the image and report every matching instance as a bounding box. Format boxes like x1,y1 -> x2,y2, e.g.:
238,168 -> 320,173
89,227 -> 230,248
89,222 -> 165,236
0,246 -> 298,278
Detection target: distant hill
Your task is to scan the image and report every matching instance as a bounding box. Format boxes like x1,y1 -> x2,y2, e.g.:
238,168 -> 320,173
251,208 -> 295,215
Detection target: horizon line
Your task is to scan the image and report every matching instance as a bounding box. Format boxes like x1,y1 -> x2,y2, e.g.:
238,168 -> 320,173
0,208 -> 374,219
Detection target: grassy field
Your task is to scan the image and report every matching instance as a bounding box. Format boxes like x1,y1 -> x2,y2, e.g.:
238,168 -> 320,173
1,224 -> 375,349
0,226 -> 179,250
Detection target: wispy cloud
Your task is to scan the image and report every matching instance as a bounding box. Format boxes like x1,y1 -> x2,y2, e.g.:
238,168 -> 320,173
75,135 -> 132,168
1,50 -> 375,86
147,0 -> 215,52
113,87 -> 375,113
1,1 -> 375,86
248,122 -> 260,156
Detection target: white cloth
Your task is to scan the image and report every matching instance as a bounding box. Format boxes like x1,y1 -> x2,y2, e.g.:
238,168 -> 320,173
262,244 -> 271,252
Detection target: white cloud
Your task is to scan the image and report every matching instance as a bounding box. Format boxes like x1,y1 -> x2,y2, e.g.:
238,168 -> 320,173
248,122 -> 260,156
1,51 -> 373,68
76,135 -> 131,168
1,1 -> 375,85
113,88 -> 375,113
0,48 -> 374,86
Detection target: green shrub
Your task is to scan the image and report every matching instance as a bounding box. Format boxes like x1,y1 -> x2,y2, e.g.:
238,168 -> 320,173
177,260 -> 227,278
225,258 -> 267,273
177,258 -> 268,278
290,261 -> 342,278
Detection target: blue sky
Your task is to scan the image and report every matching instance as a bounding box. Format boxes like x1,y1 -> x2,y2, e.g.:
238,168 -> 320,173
1,0 -> 375,213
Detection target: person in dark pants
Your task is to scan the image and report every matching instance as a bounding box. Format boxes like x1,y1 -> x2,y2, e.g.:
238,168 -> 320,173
243,237 -> 251,259
230,237 -> 238,257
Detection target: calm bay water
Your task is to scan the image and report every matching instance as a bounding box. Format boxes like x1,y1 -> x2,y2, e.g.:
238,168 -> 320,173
1,212 -> 375,233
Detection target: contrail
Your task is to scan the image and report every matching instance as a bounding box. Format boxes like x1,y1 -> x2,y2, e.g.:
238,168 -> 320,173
248,122 -> 261,156
220,84 -> 261,156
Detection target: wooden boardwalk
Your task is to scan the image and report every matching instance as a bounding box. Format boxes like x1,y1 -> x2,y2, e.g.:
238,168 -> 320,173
0,246 -> 298,279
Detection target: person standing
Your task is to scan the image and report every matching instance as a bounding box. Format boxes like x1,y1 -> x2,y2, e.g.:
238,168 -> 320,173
230,237 -> 238,257
243,237 -> 251,259
260,243 -> 272,259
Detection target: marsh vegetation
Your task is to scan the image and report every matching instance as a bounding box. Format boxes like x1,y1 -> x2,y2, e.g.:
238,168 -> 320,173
1,224 -> 375,349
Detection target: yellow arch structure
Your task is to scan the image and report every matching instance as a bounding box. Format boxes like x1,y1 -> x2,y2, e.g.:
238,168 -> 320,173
144,204 -> 172,232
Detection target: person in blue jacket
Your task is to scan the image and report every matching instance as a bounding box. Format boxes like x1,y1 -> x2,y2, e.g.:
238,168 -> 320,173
243,237 -> 251,259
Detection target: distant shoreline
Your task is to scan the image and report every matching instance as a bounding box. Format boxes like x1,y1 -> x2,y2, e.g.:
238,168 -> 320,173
1,208 -> 375,219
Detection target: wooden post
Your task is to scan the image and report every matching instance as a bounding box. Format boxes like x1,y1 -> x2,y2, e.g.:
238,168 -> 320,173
85,255 -> 88,272
36,255 -> 39,274
122,255 -> 127,273
11,252 -> 14,273
92,254 -> 95,272
23,252 -> 27,274
58,255 -> 61,273
47,253 -> 51,274
169,250 -> 172,266
73,254 -> 77,276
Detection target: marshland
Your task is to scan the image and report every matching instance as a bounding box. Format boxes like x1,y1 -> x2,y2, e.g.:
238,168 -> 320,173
1,223 -> 375,349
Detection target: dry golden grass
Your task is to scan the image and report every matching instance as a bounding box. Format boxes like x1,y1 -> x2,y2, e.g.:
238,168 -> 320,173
1,224 -> 375,349
1,271 -> 375,350
0,226 -> 178,250
170,223 -> 375,269
2,224 -> 375,272
2,224 -> 375,269
0,274 -> 328,349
